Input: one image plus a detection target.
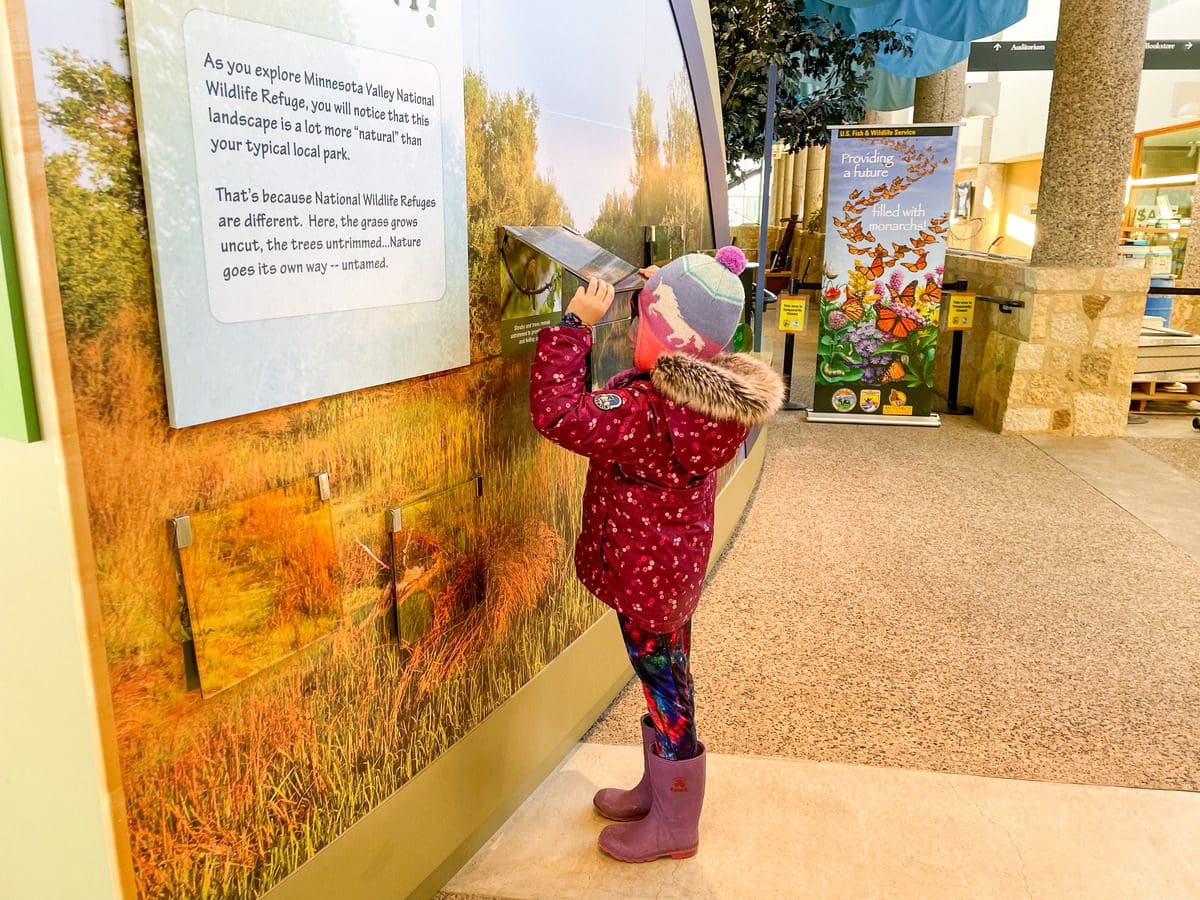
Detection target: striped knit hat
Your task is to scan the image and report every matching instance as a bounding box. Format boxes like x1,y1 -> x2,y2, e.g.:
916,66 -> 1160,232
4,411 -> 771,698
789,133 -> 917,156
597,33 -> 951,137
635,246 -> 747,367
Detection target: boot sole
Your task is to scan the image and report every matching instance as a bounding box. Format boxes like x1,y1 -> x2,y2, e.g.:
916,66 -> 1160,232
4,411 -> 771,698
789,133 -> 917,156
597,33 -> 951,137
598,844 -> 698,863
593,808 -> 650,823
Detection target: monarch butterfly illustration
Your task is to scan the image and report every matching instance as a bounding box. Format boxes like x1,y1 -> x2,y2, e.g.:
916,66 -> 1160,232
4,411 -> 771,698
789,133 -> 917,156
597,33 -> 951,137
884,360 -> 907,382
848,188 -> 863,200
922,280 -> 942,304
902,256 -> 928,273
891,242 -> 910,257
841,296 -> 866,322
877,305 -> 918,340
856,257 -> 885,280
856,246 -> 887,279
834,215 -> 849,230
888,279 -> 918,308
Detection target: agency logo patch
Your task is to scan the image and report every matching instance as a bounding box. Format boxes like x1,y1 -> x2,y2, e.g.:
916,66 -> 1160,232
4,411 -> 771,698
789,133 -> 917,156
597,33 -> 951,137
860,390 -> 881,414
592,393 -> 624,411
831,388 -> 857,413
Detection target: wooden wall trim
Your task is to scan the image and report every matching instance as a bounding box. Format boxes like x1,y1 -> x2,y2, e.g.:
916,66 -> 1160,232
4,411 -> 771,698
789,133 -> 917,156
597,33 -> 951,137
0,2 -> 136,895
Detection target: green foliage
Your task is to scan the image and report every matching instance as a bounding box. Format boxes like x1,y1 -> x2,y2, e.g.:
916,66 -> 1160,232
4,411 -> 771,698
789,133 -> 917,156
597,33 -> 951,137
43,155 -> 153,344
41,50 -> 144,212
713,0 -> 911,180
586,74 -> 712,263
464,70 -> 572,357
39,48 -> 153,344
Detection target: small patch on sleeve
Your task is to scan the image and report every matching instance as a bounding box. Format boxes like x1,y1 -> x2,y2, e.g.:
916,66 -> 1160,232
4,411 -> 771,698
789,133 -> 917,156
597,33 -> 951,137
592,393 -> 624,411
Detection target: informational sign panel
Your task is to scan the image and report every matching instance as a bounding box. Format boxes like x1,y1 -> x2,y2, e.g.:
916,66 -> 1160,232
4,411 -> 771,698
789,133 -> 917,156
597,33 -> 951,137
970,40 -> 1200,72
777,295 -> 807,333
810,125 -> 959,426
945,292 -> 976,331
126,1 -> 469,426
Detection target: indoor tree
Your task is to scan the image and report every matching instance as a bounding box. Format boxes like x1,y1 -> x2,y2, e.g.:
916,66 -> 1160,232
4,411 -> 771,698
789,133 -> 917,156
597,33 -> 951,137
713,0 -> 912,188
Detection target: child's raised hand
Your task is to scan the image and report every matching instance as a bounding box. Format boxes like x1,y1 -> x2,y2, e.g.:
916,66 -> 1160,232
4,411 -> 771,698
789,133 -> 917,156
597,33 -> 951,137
638,265 -> 660,281
566,277 -> 615,326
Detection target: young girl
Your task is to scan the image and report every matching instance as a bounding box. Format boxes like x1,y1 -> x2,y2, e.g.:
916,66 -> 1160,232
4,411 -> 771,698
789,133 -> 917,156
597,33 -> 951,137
530,247 -> 783,863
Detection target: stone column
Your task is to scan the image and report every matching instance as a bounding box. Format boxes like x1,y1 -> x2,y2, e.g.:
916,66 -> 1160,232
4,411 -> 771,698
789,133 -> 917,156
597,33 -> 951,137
790,148 -> 807,221
768,146 -> 784,225
1180,164 -> 1200,286
913,61 -> 967,123
1176,166 -> 1200,332
861,108 -> 890,125
804,145 -> 826,221
779,152 -> 796,222
1032,0 -> 1151,267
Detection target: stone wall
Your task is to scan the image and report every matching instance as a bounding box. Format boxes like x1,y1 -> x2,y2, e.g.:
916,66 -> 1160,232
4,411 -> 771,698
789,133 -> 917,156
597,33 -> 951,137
938,252 -> 1149,436
1172,295 -> 1200,334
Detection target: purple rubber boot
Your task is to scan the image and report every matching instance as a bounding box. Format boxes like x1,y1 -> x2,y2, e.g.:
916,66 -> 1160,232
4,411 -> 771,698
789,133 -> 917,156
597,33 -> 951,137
593,715 -> 655,822
598,743 -> 706,863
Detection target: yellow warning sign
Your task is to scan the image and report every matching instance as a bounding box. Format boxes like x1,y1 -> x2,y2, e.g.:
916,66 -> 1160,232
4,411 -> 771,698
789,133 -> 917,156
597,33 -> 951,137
778,295 -> 807,333
945,292 -> 975,331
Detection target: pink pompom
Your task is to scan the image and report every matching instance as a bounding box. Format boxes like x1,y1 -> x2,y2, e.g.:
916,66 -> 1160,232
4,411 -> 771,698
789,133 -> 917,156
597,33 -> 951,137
715,245 -> 747,276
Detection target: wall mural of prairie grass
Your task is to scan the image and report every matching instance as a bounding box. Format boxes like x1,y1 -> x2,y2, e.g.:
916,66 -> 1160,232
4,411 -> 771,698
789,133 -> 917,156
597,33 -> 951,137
27,0 -> 715,895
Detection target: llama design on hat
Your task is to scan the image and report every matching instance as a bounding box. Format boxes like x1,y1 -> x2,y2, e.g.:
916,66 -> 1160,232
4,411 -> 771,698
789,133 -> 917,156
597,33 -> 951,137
644,282 -> 707,353
641,251 -> 747,360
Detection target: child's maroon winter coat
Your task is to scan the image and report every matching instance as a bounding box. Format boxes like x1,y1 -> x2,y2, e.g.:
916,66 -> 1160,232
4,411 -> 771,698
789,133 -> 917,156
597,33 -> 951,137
530,324 -> 783,632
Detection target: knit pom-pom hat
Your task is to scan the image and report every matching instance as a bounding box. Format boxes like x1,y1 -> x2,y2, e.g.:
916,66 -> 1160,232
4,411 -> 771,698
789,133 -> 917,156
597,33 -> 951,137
634,246 -> 747,369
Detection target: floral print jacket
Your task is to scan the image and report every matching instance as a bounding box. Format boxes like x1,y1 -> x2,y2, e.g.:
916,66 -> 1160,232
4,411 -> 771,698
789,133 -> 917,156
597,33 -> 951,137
530,324 -> 783,631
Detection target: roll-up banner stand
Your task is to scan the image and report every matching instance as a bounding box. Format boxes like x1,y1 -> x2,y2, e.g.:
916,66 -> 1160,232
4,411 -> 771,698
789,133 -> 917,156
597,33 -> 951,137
808,124 -> 959,427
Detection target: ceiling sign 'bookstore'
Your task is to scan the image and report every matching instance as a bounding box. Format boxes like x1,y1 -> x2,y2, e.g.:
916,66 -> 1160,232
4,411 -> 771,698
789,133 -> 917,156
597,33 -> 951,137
969,40 -> 1200,72
126,1 -> 469,427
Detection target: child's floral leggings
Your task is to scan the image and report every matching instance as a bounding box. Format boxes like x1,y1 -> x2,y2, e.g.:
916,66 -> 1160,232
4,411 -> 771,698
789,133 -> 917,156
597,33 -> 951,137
617,614 -> 698,761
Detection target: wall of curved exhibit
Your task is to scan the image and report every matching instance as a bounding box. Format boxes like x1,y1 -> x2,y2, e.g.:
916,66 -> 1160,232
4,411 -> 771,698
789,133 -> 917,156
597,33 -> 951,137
0,1 -> 754,897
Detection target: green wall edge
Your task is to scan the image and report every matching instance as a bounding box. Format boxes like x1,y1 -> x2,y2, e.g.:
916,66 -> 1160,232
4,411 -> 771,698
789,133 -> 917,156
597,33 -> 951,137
0,140 -> 40,443
262,429 -> 769,900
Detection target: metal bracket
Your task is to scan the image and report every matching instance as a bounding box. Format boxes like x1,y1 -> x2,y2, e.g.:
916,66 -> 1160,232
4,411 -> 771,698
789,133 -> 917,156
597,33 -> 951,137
172,515 -> 193,550
316,472 -> 331,502
976,294 -> 1026,315
387,474 -> 483,535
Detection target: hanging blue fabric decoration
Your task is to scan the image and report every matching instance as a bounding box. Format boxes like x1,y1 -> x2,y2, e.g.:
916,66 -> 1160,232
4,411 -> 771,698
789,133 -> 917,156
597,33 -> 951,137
874,26 -> 970,78
850,0 -> 1028,43
864,67 -> 915,111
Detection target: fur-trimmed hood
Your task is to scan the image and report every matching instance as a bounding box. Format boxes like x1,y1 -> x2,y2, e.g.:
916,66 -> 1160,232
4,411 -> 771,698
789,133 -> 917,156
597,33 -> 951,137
651,351 -> 785,428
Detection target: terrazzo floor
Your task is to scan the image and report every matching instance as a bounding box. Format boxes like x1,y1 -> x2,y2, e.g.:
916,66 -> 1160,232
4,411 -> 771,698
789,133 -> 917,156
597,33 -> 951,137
1128,436 -> 1200,483
585,413 -> 1200,790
